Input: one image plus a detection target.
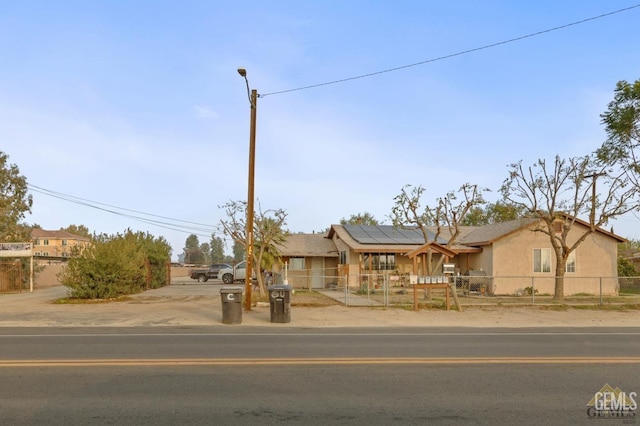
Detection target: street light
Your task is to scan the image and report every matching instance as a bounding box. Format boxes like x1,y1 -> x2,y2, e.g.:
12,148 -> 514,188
237,67 -> 258,311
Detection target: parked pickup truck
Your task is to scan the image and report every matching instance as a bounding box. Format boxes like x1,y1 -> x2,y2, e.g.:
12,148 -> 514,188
189,263 -> 231,282
219,261 -> 256,284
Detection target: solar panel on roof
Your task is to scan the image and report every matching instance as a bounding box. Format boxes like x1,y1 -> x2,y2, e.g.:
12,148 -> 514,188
344,225 -> 431,245
342,224 -> 452,245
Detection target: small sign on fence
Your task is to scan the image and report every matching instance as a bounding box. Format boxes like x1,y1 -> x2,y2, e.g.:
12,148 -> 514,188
0,243 -> 32,257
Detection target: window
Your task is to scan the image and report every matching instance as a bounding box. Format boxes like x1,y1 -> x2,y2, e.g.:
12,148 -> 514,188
533,248 -> 551,273
290,257 -> 305,270
565,251 -> 576,273
362,253 -> 396,271
379,254 -> 395,270
43,239 -> 49,246
62,240 -> 68,246
339,251 -> 346,265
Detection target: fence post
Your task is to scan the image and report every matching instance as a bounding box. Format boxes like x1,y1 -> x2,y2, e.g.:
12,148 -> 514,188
384,273 -> 389,307
531,277 -> 535,305
344,273 -> 349,306
599,277 -> 603,305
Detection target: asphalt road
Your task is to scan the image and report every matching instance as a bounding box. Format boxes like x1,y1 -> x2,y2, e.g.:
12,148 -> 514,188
1,326 -> 640,359
0,327 -> 638,425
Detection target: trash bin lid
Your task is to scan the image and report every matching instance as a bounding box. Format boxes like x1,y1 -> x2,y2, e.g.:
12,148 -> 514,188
220,286 -> 244,294
268,284 -> 292,292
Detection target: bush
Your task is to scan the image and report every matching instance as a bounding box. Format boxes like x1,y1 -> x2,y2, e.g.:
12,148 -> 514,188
58,229 -> 171,299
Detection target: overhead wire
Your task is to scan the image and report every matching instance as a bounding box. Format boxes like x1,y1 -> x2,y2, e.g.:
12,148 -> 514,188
261,4 -> 640,97
25,4 -> 640,241
27,184 -> 223,239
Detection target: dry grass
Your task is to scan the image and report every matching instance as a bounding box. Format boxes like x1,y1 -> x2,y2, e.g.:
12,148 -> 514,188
53,296 -> 133,304
290,290 -> 342,307
250,289 -> 341,307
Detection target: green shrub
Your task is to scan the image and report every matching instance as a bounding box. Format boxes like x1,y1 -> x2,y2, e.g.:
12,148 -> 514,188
58,229 -> 170,299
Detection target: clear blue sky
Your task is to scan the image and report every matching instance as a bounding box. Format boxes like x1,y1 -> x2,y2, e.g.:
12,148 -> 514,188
2,1 -> 640,259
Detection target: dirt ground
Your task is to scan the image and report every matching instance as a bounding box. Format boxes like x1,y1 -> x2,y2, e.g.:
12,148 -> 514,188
0,284 -> 638,328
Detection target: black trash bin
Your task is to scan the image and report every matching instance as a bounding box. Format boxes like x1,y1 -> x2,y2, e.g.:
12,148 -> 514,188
268,284 -> 292,323
220,286 -> 243,324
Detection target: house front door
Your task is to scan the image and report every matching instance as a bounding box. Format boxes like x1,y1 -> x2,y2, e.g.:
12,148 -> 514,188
311,257 -> 324,289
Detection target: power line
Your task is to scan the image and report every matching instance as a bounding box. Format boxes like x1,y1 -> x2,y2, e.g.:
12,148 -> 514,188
27,184 -> 223,239
28,184 -> 216,227
261,4 -> 640,97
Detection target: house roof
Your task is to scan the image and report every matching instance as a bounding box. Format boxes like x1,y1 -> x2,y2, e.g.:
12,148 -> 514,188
328,224 -> 482,253
31,229 -> 90,241
406,242 -> 458,259
328,225 -> 428,253
278,233 -> 338,257
459,216 -> 627,246
329,216 -> 626,254
459,218 -> 539,246
340,224 -> 447,245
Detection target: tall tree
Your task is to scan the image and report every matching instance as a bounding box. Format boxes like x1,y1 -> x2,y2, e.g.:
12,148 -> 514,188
597,78 -> 640,188
0,151 -> 32,241
61,224 -> 92,239
183,234 -> 204,265
219,200 -> 287,296
391,183 -> 486,275
232,240 -> 245,263
209,235 -> 225,263
199,242 -> 211,264
461,201 -> 527,226
340,212 -> 380,226
500,155 -> 638,300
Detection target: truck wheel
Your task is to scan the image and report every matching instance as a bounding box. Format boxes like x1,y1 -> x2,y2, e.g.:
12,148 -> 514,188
222,273 -> 233,284
197,275 -> 207,283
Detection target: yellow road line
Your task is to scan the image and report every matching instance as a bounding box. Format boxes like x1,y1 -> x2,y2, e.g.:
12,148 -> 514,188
0,357 -> 640,367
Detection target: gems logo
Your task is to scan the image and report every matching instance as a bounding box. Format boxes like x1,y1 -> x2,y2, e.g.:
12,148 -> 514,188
587,384 -> 637,419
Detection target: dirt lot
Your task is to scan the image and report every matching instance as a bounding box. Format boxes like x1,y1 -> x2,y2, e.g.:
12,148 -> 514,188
0,284 -> 639,328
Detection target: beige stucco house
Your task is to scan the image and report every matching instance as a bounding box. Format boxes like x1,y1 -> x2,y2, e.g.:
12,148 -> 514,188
326,218 -> 625,296
274,233 -> 339,289
31,229 -> 90,262
457,218 -> 624,295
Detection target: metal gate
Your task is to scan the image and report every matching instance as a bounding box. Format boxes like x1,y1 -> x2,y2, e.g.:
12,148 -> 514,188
0,260 -> 23,293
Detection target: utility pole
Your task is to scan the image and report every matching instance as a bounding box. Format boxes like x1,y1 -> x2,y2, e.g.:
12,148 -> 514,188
238,68 -> 257,311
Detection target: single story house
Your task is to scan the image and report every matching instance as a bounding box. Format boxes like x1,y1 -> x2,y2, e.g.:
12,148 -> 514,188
325,217 -> 625,296
273,233 -> 339,289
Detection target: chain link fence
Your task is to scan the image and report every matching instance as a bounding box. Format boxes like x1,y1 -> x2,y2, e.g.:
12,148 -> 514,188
309,272 -> 640,308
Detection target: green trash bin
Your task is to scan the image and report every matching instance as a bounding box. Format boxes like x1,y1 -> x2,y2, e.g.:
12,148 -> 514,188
268,284 -> 292,323
220,286 -> 243,324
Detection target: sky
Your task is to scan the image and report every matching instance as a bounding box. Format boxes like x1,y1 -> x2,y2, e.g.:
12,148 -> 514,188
2,1 -> 640,260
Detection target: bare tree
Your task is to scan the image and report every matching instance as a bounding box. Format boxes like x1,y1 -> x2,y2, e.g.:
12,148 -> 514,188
500,155 -> 638,300
391,183 -> 486,275
219,200 -> 287,297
